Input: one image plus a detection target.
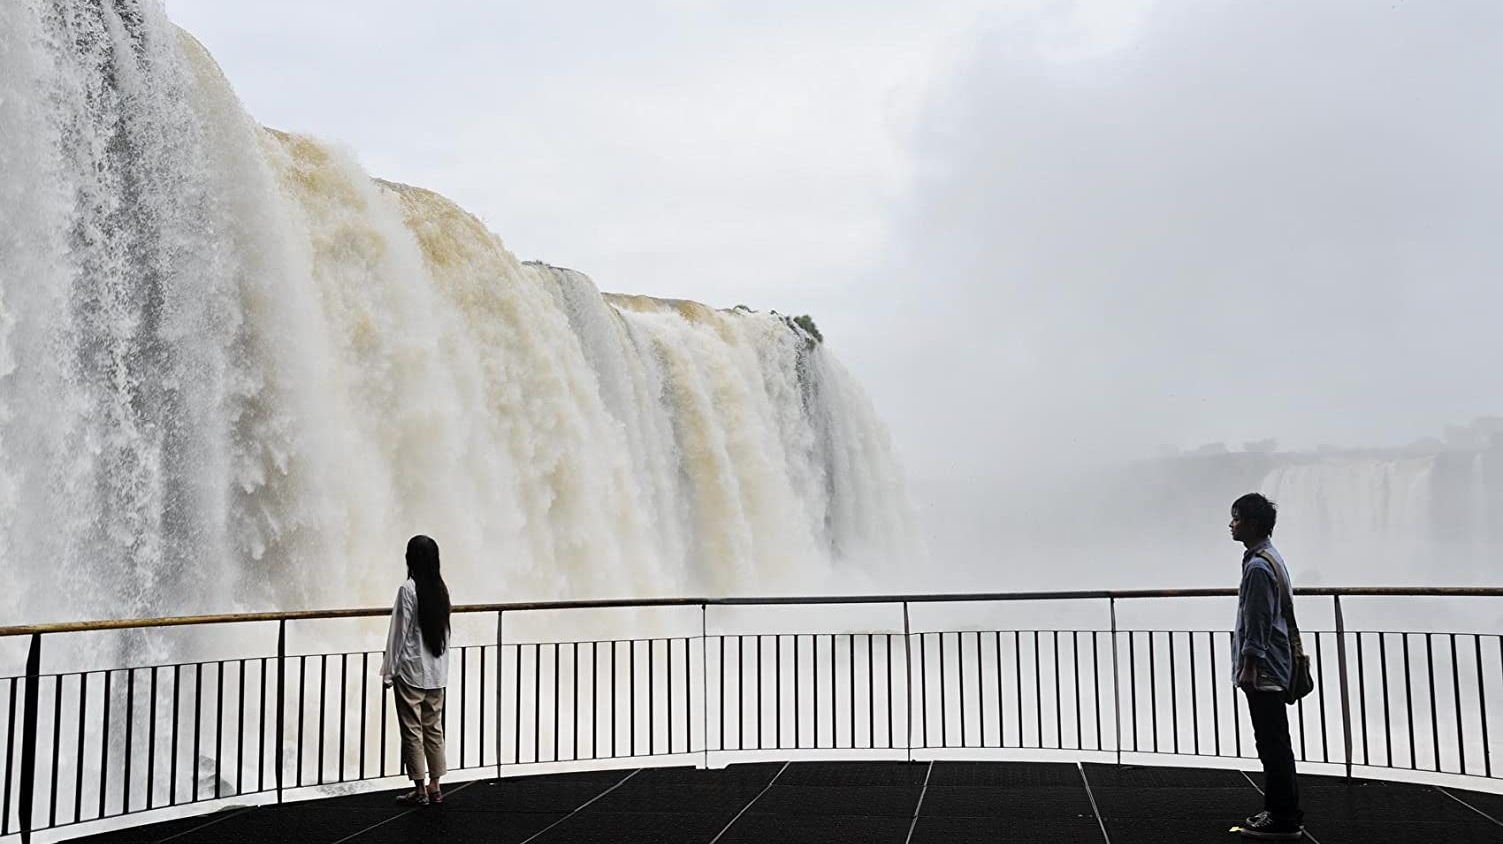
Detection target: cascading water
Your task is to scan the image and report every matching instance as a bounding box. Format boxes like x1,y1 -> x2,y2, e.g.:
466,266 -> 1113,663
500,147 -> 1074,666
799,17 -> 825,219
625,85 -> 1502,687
0,0 -> 919,630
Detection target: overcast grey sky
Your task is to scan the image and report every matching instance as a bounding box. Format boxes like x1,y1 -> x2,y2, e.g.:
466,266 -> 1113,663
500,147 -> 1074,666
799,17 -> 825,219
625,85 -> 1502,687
166,0 -> 1503,491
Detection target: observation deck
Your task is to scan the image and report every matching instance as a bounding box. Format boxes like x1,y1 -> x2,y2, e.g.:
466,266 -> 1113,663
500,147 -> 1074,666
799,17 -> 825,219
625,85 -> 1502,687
4,587 -> 1501,842
76,760 -> 1503,844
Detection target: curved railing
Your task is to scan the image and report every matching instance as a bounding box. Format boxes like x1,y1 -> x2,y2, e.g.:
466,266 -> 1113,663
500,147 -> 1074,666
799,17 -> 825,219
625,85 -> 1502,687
2,586 -> 1499,841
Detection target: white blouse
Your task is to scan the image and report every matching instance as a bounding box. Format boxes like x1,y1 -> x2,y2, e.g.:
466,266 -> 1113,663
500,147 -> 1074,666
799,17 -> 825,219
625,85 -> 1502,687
379,579 -> 449,689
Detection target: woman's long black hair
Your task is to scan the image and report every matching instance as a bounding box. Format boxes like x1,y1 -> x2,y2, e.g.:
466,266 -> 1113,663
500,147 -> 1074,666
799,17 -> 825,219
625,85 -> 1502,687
406,535 -> 451,657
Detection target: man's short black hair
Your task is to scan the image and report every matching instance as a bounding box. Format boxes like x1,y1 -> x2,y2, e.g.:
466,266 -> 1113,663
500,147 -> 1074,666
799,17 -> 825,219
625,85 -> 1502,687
1232,492 -> 1277,538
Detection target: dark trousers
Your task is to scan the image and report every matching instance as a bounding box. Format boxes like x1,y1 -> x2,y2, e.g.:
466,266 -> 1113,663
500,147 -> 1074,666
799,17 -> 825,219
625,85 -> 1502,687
1245,689 -> 1302,823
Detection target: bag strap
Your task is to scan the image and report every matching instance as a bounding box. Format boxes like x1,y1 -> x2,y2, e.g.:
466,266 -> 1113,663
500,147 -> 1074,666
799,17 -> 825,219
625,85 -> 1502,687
1255,549 -> 1303,650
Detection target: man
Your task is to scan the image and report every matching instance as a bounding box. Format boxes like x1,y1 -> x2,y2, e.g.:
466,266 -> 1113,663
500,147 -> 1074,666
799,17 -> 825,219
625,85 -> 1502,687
1230,492 -> 1304,840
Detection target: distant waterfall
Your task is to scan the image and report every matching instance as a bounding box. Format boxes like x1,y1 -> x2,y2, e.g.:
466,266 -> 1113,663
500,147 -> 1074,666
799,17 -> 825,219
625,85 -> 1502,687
0,0 -> 918,626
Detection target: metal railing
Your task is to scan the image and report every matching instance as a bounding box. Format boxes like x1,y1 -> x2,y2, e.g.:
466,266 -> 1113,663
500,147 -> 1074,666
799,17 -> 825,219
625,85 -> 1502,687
1,586 -> 1499,841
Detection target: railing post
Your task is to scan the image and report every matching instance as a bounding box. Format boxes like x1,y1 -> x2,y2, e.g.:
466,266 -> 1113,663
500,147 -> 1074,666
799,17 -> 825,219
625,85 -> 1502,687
902,601 -> 913,763
502,603 -> 508,774
1110,598 -> 1121,768
700,603 -> 709,770
275,620 -> 285,804
18,633 -> 40,844
1333,595 -> 1354,782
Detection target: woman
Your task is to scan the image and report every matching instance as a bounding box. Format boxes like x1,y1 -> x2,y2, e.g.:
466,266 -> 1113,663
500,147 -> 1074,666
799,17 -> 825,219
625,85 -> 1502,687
380,534 -> 451,806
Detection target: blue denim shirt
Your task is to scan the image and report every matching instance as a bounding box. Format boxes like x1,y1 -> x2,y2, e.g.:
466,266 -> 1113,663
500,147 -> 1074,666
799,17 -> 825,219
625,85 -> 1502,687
1232,539 -> 1294,691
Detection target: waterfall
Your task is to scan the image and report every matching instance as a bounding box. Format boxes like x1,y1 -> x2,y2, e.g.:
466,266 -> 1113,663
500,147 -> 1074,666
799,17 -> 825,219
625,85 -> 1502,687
1259,457 -> 1436,580
0,0 -> 918,627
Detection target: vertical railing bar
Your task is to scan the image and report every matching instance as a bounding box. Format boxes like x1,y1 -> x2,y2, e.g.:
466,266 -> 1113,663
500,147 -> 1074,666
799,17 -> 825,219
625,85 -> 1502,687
75,673 -> 88,821
592,641 -> 600,761
609,641 -> 618,759
171,663 -> 182,798
775,635 -> 786,751
1427,633 -> 1440,772
664,639 -> 672,756
701,606 -> 710,766
937,632 -> 946,747
1209,632 -> 1221,757
514,638 -> 523,765
974,631 -> 983,750
1315,633 -> 1329,763
1450,633 -> 1465,775
1334,596 -> 1354,780
1167,632 -> 1178,755
554,643 -> 563,762
194,663 -> 204,801
802,634 -> 809,750
48,674 -> 62,826
1053,631 -> 1062,749
738,636 -> 745,752
379,656 -> 391,779
294,656 -> 305,789
953,632 -> 963,748
462,647 -> 470,769
1230,633 -> 1241,757
647,640 -> 654,757
1403,633 -> 1415,769
216,661 -> 225,799
258,658 -> 268,794
831,635 -> 838,749
481,646 -> 488,769
920,633 -> 929,749
902,602 -> 913,761
994,631 -> 1004,749
886,633 -> 895,750
1092,630 -> 1102,752
1073,631 -> 1082,751
358,653 -> 368,781
17,635 -> 40,842
629,641 -> 636,757
537,643 -> 544,763
236,660 -> 246,794
502,606 -> 508,774
793,633 -> 805,744
99,670 -> 111,819
1475,634 -> 1491,778
1148,632 -> 1157,753
144,668 -> 157,811
1109,599 -> 1121,763
1380,633 -> 1392,767
853,633 -> 865,744
1129,632 -> 1138,753
868,633 -> 876,750
684,638 -> 691,757
313,656 -> 324,787
573,642 -> 580,762
1032,631 -> 1041,749
1356,631 -> 1369,765
757,630 -> 769,747
4,676 -> 17,835
1188,631 -> 1199,756
123,667 -> 135,814
1015,631 -> 1023,749
275,622 -> 285,803
124,667 -> 136,814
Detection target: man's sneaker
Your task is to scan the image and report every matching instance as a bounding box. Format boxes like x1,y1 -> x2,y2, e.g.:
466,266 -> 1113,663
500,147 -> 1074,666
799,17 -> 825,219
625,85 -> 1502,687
1236,812 -> 1303,840
395,789 -> 430,807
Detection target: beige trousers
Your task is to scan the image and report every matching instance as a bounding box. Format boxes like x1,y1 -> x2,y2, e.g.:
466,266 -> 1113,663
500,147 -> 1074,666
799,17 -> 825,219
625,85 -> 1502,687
393,680 -> 446,780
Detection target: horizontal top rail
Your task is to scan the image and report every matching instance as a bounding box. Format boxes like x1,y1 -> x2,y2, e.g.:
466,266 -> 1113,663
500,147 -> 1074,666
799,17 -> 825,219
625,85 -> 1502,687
1,585 -> 1499,638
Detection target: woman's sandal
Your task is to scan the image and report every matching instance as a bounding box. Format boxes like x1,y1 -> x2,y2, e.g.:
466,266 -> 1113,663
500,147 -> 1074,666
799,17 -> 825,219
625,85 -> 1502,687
428,788 -> 444,806
395,789 -> 429,807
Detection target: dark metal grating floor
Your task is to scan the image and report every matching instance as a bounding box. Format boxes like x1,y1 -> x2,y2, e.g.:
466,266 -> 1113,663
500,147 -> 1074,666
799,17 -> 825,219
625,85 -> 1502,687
74,761 -> 1503,844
